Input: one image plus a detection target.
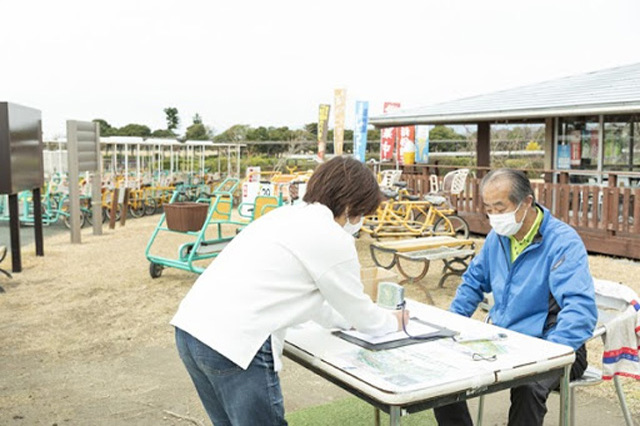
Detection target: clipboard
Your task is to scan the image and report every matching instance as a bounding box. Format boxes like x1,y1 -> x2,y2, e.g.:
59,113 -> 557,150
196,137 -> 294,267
332,318 -> 457,351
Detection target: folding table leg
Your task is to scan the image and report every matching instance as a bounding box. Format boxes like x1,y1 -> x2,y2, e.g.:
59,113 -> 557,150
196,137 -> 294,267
559,364 -> 571,426
389,406 -> 401,426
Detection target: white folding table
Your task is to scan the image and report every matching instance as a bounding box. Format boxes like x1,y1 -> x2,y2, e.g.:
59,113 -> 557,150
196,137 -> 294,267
284,300 -> 575,425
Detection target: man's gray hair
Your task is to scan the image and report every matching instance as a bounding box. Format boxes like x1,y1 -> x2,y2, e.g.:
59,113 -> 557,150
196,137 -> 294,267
480,169 -> 536,204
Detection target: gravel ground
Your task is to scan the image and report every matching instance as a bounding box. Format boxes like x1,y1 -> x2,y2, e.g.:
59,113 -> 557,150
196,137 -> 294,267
0,213 -> 638,425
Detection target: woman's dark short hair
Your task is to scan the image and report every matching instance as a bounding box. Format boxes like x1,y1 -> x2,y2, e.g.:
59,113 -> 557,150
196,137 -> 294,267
303,156 -> 382,218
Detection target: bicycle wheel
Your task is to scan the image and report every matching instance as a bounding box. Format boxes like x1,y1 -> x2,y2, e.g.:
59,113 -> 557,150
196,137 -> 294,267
129,201 -> 145,218
103,205 -> 122,222
143,198 -> 157,216
433,214 -> 470,239
63,210 -> 86,229
85,208 -> 94,226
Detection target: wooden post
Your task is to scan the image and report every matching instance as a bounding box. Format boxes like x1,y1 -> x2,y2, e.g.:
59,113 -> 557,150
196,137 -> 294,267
120,188 -> 130,226
558,172 -> 569,185
109,188 -> 119,230
544,117 -> 555,172
477,122 -> 490,178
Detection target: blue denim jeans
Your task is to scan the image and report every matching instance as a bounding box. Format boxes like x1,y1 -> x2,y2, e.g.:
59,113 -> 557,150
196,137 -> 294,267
175,327 -> 287,426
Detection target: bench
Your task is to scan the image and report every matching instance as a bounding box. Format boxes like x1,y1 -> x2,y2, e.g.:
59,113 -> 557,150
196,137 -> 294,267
369,236 -> 475,304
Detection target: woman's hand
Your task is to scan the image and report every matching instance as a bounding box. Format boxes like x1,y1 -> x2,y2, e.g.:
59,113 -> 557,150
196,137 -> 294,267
392,309 -> 410,331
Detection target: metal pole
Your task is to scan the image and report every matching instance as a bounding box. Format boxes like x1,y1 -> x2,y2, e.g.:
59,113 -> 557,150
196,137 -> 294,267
170,146 -> 174,180
559,364 -> 571,426
236,145 -> 240,177
613,375 -> 634,426
598,115 -> 604,184
32,187 -> 44,255
58,140 -> 63,174
136,143 -> 141,187
124,143 -> 129,189
93,122 -> 103,236
67,121 -> 81,244
8,193 -> 21,272
389,406 -> 401,426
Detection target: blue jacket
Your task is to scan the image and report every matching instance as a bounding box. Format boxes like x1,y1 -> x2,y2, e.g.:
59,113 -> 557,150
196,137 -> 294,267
451,205 -> 597,351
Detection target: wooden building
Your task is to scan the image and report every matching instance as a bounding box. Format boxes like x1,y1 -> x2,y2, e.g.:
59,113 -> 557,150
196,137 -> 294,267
370,63 -> 640,259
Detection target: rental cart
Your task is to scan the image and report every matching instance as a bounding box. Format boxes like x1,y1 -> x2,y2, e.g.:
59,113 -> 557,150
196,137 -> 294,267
145,177 -> 282,278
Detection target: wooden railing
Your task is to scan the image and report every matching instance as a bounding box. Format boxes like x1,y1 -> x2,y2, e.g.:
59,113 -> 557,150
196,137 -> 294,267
394,164 -> 640,259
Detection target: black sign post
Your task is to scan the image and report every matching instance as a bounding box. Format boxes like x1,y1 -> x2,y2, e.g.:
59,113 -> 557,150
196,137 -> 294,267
0,102 -> 45,273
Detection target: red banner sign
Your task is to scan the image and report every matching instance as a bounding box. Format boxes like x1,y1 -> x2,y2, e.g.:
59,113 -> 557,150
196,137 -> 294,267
380,102 -> 401,161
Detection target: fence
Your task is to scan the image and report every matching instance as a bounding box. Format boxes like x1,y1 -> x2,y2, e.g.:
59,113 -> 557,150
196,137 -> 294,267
398,165 -> 640,260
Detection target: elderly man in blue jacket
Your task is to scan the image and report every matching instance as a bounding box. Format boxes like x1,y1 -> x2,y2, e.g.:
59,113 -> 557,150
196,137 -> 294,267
434,168 -> 597,426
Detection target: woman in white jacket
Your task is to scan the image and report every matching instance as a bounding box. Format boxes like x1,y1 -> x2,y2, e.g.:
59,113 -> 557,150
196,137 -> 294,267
171,156 -> 408,426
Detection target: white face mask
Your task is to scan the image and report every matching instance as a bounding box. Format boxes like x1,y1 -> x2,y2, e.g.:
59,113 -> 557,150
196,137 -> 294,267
487,202 -> 527,236
343,215 -> 364,235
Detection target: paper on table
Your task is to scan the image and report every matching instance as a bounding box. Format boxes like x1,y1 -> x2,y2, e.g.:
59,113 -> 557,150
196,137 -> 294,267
341,319 -> 440,344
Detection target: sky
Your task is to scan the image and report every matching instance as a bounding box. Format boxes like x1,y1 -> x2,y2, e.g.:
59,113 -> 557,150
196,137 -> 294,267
1,0 -> 639,139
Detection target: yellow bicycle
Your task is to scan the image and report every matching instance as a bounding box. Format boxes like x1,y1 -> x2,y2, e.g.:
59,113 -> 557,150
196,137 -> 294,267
361,182 -> 469,239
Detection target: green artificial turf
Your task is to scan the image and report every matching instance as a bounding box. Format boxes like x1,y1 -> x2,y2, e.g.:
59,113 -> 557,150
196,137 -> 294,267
286,397 -> 437,425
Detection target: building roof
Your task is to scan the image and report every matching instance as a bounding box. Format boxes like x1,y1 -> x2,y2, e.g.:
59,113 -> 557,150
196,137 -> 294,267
370,62 -> 640,126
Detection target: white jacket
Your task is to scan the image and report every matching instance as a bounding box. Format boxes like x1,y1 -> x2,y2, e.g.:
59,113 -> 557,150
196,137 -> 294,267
170,202 -> 397,371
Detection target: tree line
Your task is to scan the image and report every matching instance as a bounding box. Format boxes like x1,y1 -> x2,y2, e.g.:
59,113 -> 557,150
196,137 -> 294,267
93,107 -> 212,140
90,106 -> 544,155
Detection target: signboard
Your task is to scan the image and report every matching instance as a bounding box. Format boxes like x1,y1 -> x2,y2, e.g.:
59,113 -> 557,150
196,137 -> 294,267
0,102 -> 45,273
397,126 -> 415,165
0,102 -> 44,194
557,144 -> 570,169
317,104 -> 330,161
353,101 -> 369,162
415,125 -> 431,163
67,120 -> 102,243
241,181 -> 276,216
333,89 -> 346,155
380,102 -> 401,161
246,166 -> 261,183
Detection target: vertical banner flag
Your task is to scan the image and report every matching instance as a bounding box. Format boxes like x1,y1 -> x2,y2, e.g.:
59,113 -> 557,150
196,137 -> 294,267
380,102 -> 401,161
353,101 -> 369,162
334,89 -> 347,155
415,125 -> 431,163
317,104 -> 330,161
397,126 -> 416,165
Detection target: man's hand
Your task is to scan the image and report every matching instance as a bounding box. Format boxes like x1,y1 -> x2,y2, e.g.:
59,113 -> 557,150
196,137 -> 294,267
392,309 -> 410,331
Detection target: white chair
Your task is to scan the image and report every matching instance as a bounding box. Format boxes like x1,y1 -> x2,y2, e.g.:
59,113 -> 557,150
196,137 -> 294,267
475,282 -> 635,426
379,170 -> 403,190
424,168 -> 469,208
429,174 -> 439,193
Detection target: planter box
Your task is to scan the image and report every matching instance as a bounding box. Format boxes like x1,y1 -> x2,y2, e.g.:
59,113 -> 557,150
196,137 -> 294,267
164,202 -> 209,232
